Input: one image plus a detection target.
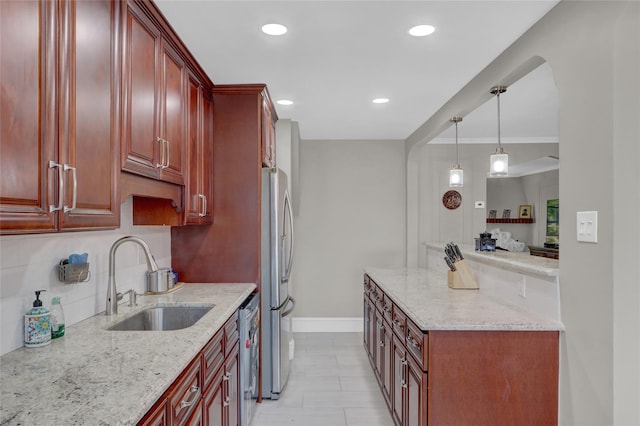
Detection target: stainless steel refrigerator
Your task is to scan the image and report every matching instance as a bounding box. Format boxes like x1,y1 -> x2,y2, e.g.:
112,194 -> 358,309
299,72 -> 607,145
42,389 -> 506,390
260,167 -> 295,400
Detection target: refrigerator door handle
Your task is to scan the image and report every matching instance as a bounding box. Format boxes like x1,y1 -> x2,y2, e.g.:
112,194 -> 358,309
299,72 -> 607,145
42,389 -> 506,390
281,189 -> 294,283
282,296 -> 296,318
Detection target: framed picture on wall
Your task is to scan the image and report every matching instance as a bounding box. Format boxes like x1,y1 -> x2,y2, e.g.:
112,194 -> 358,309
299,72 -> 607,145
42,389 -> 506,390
488,209 -> 497,219
502,209 -> 511,218
518,204 -> 532,218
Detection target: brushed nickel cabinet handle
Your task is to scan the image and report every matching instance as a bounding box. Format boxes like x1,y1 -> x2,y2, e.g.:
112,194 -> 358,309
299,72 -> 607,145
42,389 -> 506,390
198,194 -> 206,217
156,137 -> 165,168
63,164 -> 77,212
179,385 -> 200,408
164,139 -> 170,168
49,161 -> 64,212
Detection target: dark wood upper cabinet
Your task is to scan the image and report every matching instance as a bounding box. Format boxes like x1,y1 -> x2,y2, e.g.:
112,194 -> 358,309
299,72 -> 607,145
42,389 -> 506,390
261,97 -> 276,168
172,85 -> 278,284
1,0 -> 120,234
57,0 -> 120,230
121,0 -> 186,186
184,75 -> 213,225
0,0 -> 57,233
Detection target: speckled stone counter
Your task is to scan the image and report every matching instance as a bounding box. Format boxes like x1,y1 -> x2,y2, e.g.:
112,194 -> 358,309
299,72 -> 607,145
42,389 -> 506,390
0,283 -> 255,426
364,267 -> 564,331
425,242 -> 559,277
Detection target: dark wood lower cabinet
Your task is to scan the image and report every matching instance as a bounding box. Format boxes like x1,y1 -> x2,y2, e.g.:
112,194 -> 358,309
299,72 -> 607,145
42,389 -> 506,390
204,367 -> 224,425
138,312 -> 240,426
364,274 -> 559,426
406,352 -> 426,426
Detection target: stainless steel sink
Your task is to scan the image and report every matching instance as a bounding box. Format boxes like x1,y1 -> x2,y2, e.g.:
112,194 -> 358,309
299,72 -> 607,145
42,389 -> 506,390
108,305 -> 214,331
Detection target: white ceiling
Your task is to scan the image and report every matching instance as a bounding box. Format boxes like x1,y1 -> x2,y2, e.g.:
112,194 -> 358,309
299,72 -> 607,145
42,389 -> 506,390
155,0 -> 559,141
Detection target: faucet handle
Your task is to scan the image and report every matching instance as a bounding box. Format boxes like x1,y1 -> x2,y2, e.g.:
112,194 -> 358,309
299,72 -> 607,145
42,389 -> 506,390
118,289 -> 138,307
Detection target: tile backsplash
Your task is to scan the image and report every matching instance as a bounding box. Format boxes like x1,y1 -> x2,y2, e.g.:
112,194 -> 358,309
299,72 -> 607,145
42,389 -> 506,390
0,198 -> 172,355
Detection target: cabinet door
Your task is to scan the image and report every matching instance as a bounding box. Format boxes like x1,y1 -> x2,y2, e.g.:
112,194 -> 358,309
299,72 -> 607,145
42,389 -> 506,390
204,371 -> 224,426
406,354 -> 427,426
261,96 -> 275,167
392,335 -> 405,426
374,310 -> 384,382
185,80 -> 212,225
121,0 -> 160,179
200,90 -> 213,223
363,297 -> 371,356
158,40 -> 186,185
184,75 -> 202,224
382,319 -> 393,406
224,344 -> 240,426
0,0 -> 57,233
57,0 -> 119,230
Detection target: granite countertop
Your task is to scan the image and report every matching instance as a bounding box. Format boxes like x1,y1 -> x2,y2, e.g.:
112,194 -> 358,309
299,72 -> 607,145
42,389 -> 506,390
0,283 -> 256,426
424,242 -> 559,277
364,267 -> 564,332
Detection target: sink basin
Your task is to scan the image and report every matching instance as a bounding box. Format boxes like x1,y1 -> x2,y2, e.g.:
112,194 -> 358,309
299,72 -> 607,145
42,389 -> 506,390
108,305 -> 214,331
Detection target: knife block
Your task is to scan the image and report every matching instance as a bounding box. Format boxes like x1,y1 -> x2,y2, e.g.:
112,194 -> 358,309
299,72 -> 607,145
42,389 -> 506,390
447,259 -> 479,290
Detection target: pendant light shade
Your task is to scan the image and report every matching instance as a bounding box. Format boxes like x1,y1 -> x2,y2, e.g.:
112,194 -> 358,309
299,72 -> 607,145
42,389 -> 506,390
489,86 -> 508,176
449,117 -> 463,187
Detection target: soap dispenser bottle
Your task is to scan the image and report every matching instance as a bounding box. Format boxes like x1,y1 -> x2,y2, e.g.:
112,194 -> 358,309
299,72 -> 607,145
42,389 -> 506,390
24,290 -> 51,347
50,296 -> 65,339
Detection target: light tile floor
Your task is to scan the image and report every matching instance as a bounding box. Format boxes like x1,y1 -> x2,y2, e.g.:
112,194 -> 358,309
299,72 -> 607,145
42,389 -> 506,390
251,332 -> 394,426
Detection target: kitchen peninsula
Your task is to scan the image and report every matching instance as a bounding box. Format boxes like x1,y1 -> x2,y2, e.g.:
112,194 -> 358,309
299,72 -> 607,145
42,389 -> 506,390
363,252 -> 563,425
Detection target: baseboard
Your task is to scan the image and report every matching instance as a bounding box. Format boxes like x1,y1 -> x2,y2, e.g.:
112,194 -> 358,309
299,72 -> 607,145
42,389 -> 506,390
292,317 -> 363,333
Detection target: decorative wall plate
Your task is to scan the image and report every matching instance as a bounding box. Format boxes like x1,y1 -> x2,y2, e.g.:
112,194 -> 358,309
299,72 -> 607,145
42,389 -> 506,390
442,190 -> 462,210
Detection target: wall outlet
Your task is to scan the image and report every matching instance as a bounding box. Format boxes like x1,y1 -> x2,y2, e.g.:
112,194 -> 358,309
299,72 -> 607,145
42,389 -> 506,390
475,201 -> 485,209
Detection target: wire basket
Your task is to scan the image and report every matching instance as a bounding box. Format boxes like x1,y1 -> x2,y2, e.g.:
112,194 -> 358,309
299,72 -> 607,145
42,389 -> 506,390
57,260 -> 91,283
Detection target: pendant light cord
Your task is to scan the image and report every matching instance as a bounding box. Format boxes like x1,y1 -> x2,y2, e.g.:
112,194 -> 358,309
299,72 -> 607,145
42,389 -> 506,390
490,85 -> 507,152
497,92 -> 502,151
455,120 -> 459,166
450,117 -> 462,168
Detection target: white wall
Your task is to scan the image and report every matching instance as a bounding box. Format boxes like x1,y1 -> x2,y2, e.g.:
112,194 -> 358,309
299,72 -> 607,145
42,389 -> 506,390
291,139 -> 405,319
0,198 -> 172,355
275,119 -> 301,216
416,142 -> 558,259
406,2 -> 640,424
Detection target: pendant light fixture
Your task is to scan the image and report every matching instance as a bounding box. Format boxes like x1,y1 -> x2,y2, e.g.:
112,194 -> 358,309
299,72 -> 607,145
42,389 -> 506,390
489,85 -> 508,176
449,117 -> 463,187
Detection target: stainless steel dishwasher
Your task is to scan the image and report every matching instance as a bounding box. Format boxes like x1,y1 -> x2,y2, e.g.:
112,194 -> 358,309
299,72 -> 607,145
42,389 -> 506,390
239,293 -> 259,426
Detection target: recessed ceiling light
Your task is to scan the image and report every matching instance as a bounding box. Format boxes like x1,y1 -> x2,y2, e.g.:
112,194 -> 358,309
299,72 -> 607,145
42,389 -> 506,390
409,25 -> 436,37
262,23 -> 287,36
277,99 -> 294,106
372,98 -> 390,104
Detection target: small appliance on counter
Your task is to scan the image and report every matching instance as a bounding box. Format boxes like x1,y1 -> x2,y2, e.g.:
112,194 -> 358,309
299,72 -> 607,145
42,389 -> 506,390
475,232 -> 497,252
146,267 -> 176,293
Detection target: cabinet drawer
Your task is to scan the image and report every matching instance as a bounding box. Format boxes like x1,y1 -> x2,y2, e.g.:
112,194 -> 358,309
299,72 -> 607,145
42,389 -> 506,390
406,319 -> 428,371
372,285 -> 385,311
224,311 -> 239,357
382,295 -> 393,325
202,328 -> 225,391
391,304 -> 407,340
167,356 -> 203,425
364,275 -> 373,297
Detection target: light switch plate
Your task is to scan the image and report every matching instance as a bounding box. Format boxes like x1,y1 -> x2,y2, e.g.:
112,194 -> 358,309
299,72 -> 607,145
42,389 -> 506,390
475,201 -> 485,209
577,211 -> 598,243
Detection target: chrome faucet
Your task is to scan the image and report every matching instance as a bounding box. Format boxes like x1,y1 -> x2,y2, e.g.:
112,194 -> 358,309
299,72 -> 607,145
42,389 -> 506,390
106,236 -> 159,315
